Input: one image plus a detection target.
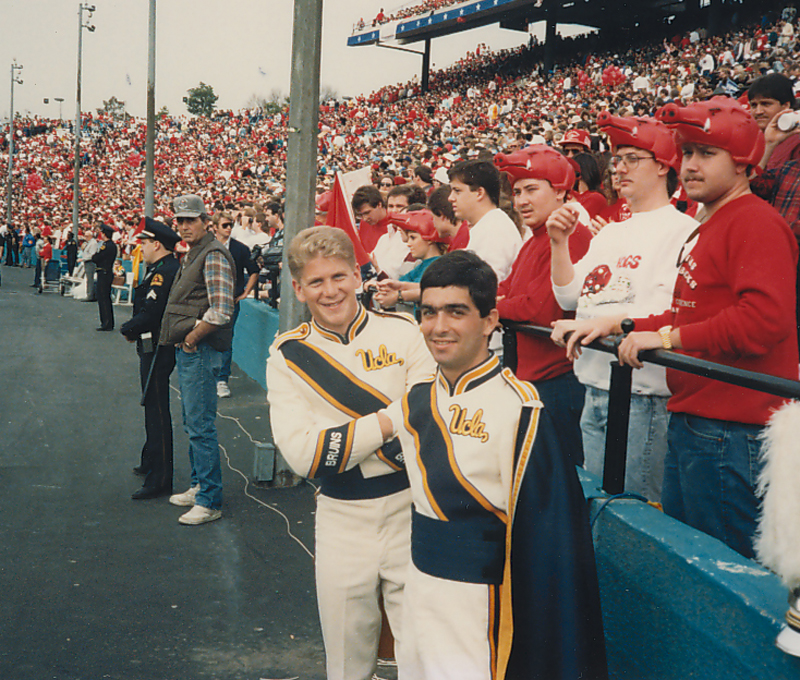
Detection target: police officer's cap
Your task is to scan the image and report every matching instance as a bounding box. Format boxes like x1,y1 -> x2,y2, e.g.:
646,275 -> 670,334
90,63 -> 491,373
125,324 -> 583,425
137,217 -> 181,250
99,223 -> 115,238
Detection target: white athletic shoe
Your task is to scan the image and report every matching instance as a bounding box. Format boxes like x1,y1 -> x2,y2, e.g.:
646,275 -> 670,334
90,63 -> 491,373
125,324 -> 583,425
169,485 -> 199,507
777,603 -> 800,657
217,381 -> 231,398
178,505 -> 222,525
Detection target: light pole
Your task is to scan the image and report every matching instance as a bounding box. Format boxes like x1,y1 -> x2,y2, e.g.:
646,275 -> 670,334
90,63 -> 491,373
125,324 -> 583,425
72,2 -> 95,238
6,61 -> 23,230
54,97 -> 64,122
144,0 -> 156,218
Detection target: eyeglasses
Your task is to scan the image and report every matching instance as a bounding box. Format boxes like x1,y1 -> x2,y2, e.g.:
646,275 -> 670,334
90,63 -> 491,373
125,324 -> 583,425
220,222 -> 233,228
611,153 -> 655,169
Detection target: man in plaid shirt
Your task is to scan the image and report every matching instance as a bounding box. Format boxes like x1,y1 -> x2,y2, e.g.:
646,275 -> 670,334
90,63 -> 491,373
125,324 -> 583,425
159,194 -> 235,525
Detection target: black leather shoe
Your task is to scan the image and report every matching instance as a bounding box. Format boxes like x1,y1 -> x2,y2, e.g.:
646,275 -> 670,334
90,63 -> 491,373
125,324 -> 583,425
132,465 -> 147,476
131,486 -> 172,500
96,327 -> 113,332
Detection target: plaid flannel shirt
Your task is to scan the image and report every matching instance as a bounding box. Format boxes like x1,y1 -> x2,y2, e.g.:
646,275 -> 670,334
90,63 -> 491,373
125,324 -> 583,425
201,250 -> 235,326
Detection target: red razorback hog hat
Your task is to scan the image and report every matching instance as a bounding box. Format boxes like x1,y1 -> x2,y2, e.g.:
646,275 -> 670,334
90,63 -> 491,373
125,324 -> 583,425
561,128 -> 591,149
390,209 -> 451,245
494,144 -> 576,191
597,111 -> 680,170
655,96 -> 765,167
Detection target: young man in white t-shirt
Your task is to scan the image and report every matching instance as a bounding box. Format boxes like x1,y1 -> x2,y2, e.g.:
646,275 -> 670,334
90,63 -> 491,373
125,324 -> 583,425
548,112 -> 697,502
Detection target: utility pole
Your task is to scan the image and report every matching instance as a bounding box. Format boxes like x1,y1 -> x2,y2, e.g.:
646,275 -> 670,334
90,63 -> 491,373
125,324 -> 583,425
281,0 -> 322,335
144,0 -> 156,218
267,0 -> 323,488
72,3 -> 96,238
5,61 -> 22,229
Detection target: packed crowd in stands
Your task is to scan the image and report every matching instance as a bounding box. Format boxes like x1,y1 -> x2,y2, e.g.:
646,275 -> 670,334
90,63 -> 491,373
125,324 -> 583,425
356,0 -> 468,30
0,6 -> 797,259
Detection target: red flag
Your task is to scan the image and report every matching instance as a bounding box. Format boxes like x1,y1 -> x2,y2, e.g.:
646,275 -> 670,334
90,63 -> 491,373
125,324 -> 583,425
326,172 -> 370,267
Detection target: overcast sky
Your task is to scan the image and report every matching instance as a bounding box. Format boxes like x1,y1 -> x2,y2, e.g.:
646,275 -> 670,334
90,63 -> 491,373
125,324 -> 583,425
0,0 -> 587,121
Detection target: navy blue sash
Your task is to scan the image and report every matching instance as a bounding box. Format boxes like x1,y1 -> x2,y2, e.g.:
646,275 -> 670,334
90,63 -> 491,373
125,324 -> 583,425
279,339 -> 407,498
403,380 -> 506,523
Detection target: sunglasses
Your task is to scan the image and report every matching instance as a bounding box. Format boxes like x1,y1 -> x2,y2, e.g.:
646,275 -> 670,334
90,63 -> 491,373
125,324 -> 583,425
220,222 -> 233,228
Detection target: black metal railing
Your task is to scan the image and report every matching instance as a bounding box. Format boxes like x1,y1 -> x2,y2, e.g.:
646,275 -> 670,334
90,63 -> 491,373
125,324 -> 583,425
501,321 -> 800,495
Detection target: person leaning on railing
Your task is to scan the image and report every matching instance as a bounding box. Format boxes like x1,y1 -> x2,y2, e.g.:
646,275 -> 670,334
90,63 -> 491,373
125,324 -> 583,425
553,97 -> 800,561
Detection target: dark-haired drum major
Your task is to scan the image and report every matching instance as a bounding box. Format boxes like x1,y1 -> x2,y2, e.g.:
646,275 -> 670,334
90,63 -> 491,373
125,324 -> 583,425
376,251 -> 607,680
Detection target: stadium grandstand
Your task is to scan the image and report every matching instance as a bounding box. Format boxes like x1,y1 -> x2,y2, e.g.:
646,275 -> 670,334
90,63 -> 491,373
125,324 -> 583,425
349,0 -> 760,87
0,0 -> 795,254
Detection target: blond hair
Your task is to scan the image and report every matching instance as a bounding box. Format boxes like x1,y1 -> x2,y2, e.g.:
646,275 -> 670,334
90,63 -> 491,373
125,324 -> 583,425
212,211 -> 234,225
287,226 -> 356,281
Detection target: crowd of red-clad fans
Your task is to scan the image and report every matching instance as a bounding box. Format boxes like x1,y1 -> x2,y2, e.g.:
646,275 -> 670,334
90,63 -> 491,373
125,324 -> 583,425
0,5 -> 798,260
356,0 -> 465,30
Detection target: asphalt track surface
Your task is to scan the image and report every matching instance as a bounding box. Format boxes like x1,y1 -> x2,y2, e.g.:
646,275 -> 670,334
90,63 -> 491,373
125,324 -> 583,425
0,264 -> 327,680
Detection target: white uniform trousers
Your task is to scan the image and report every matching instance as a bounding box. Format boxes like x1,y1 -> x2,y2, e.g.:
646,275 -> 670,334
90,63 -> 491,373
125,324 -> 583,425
315,488 -> 411,680
401,562 -> 499,680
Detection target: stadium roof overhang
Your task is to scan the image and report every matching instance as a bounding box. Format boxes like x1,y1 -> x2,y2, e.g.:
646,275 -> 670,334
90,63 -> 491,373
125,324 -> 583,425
347,0 -> 690,48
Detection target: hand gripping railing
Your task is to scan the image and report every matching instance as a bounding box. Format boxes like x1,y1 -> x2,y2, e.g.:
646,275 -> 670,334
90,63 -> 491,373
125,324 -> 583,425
501,320 -> 800,495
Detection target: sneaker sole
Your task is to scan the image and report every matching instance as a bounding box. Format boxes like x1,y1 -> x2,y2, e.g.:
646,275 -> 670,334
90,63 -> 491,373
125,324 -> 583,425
178,511 -> 222,525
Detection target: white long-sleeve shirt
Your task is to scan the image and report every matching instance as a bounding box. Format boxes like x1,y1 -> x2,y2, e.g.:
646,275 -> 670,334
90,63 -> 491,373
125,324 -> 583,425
553,204 -> 697,395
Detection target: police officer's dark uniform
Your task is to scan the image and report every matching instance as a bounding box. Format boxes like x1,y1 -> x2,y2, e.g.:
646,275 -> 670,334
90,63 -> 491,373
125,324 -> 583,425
92,223 -> 118,331
120,218 -> 181,500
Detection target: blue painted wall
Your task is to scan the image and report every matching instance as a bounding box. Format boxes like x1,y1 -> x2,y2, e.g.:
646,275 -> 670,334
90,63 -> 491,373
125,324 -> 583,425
231,300 -> 280,390
231,309 -> 800,678
579,470 -> 800,679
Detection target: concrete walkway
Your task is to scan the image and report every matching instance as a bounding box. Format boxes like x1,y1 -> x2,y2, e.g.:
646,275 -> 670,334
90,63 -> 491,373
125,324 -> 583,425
0,264 -> 326,680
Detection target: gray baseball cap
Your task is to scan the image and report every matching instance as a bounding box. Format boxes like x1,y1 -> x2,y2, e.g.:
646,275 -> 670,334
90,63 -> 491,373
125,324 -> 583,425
173,194 -> 206,218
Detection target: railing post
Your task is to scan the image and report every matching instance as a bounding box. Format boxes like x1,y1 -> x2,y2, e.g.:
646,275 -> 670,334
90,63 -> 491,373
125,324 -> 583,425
603,362 -> 633,495
502,325 -> 518,374
603,318 -> 635,495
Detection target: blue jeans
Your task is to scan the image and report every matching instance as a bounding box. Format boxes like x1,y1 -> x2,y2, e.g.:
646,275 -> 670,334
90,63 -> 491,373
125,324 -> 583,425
218,302 -> 240,383
533,371 -> 585,467
176,343 -> 224,509
664,413 -> 763,559
581,386 -> 668,502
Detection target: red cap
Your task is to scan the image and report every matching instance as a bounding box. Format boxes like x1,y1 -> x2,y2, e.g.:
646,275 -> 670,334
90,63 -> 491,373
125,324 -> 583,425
656,96 -> 764,166
561,128 -> 591,149
315,190 -> 333,213
597,111 -> 680,169
494,144 -> 576,191
390,210 -> 450,245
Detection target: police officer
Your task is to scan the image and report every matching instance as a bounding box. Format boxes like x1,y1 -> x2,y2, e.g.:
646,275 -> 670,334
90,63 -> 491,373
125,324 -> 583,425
121,218 -> 181,500
92,223 -> 118,331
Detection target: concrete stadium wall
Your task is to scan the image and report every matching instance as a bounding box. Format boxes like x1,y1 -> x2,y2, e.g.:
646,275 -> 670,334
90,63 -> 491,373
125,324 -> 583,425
231,300 -> 280,390
579,470 -> 800,679
232,309 -> 800,678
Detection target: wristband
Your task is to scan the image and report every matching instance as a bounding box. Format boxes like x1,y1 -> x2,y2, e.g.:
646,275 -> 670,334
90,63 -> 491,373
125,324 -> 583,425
658,325 -> 673,350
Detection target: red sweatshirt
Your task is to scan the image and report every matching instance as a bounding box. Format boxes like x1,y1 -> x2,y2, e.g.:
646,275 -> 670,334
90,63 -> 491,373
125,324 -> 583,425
497,221 -> 592,382
447,222 -> 470,252
636,194 -> 799,425
358,215 -> 390,253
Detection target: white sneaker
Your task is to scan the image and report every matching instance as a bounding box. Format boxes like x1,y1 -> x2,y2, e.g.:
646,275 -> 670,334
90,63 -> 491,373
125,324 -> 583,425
217,381 -> 231,398
178,504 -> 222,525
169,485 -> 199,507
